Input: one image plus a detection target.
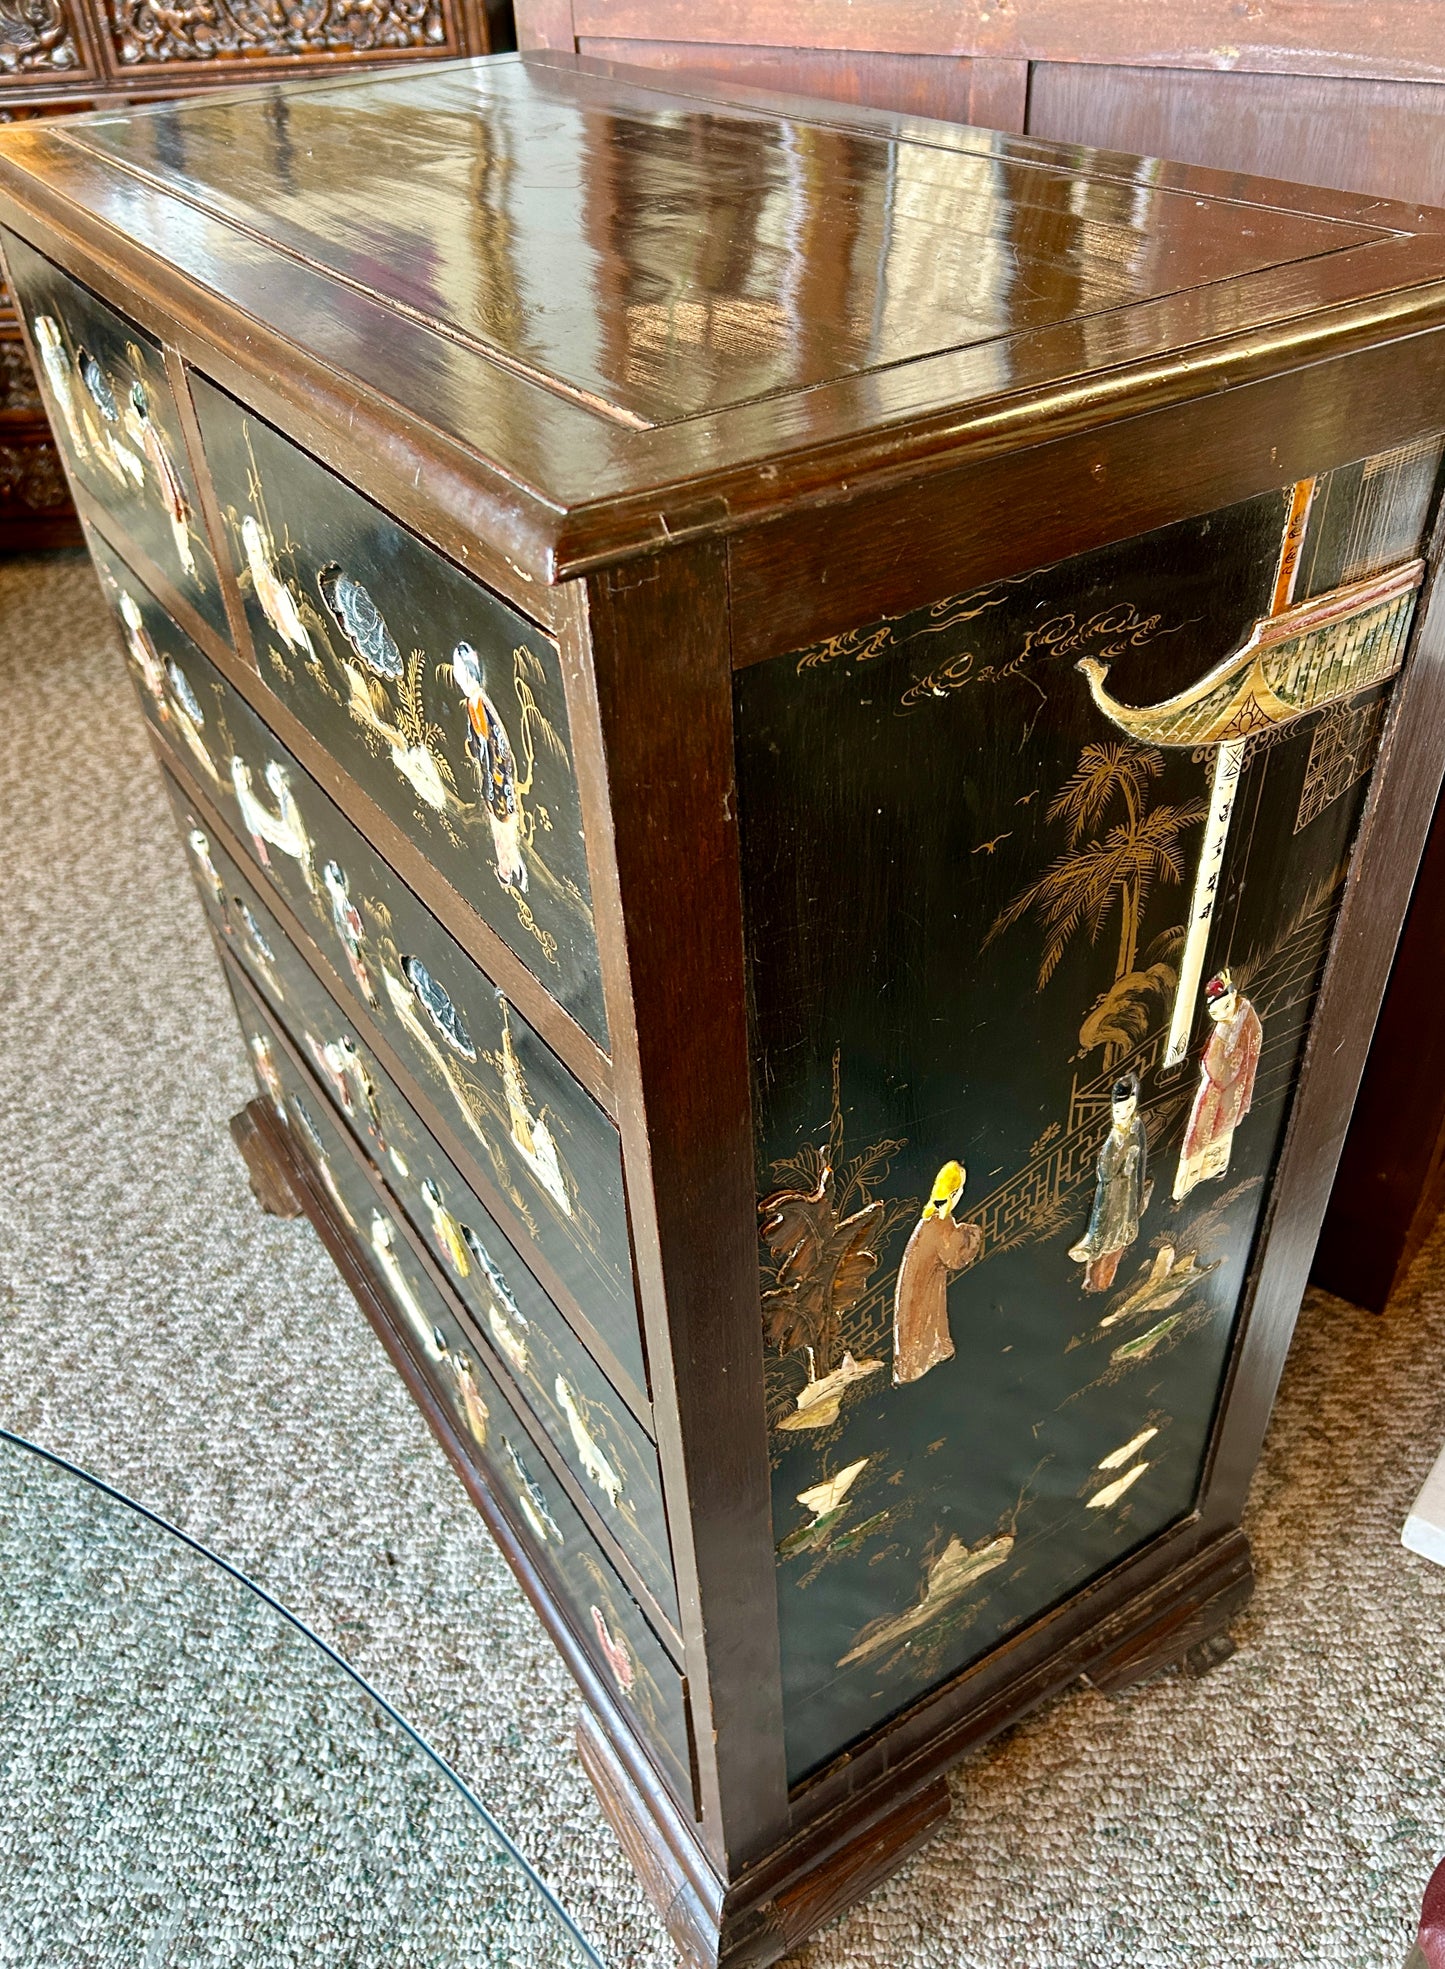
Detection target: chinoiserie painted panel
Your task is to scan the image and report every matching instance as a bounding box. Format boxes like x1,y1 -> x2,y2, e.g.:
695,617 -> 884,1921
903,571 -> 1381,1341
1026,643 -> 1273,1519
231,976 -> 694,1807
164,779 -> 673,1618
89,529 -> 638,1353
2,231 -> 226,634
190,375 -> 608,1049
736,434 -> 1444,1784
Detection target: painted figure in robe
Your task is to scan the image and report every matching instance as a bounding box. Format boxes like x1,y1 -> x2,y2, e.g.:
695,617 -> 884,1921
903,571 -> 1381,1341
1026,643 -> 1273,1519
892,1160 -> 981,1384
1173,971 -> 1262,1201
452,641 -> 527,891
1070,1072 -> 1151,1292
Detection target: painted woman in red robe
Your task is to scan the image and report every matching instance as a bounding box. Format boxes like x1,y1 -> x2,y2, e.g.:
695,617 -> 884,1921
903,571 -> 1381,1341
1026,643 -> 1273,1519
892,1160 -> 982,1385
1172,971 -> 1263,1202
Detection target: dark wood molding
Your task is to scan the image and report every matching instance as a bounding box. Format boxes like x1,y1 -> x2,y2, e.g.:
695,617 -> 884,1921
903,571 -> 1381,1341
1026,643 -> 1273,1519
1080,1529 -> 1253,1695
580,543 -> 790,1873
229,1099 -> 305,1218
579,1706 -> 951,1969
727,320 -> 1445,667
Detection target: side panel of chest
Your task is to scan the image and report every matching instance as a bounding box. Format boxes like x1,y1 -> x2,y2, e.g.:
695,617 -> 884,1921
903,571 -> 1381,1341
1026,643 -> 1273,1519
735,434 -> 1444,1785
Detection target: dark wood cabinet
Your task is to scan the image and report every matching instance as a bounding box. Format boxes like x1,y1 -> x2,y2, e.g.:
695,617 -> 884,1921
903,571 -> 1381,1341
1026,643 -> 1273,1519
5,56 -> 1445,1964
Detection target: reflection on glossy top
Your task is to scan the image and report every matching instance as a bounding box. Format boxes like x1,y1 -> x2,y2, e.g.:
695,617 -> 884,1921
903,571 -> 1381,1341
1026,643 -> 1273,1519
67,56 -> 1384,429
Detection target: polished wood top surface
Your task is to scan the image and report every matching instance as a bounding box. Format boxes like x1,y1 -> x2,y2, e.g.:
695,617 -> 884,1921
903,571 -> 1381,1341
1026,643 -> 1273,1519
4,52 -> 1445,575
58,58 -> 1387,427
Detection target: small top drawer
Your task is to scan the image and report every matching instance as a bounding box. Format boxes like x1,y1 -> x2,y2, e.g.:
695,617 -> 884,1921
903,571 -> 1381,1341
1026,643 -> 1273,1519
2,233 -> 227,640
191,375 -> 609,1050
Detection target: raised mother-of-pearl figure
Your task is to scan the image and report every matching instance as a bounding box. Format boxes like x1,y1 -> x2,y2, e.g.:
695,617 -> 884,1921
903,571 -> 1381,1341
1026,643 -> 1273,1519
892,1159 -> 981,1384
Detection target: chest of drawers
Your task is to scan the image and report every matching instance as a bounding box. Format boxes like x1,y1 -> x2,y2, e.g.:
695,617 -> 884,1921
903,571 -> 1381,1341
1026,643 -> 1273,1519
5,57 -> 1445,1965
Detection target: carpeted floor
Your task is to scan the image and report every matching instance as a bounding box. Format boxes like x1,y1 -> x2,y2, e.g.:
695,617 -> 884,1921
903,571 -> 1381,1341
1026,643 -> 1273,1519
2,548 -> 1444,1968
0,1434 -> 596,1968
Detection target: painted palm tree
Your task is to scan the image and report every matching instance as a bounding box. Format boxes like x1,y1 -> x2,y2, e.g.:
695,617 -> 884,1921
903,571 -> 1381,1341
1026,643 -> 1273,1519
988,741 -> 1206,996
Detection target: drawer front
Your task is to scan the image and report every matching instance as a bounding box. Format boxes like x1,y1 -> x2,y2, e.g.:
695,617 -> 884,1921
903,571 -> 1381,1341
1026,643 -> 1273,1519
170,778 -> 652,1422
233,997 -> 693,1807
191,374 -> 608,1049
179,813 -> 671,1619
2,232 -> 227,639
94,535 -> 639,1360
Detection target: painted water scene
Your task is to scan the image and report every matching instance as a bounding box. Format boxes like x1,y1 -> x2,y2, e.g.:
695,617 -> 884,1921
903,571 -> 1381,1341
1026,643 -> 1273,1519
738,433 -> 1444,1781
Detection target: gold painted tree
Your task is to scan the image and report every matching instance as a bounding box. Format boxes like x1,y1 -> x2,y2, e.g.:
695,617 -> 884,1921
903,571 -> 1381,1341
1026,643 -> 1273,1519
987,742 -> 1206,993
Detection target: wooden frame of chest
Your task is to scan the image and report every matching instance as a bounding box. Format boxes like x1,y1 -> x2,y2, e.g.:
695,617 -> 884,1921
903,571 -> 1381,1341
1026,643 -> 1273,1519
4,56 -> 1445,1967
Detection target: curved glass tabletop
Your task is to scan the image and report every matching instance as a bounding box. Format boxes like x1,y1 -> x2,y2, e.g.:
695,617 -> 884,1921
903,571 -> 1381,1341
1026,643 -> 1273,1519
0,1429 -> 602,1967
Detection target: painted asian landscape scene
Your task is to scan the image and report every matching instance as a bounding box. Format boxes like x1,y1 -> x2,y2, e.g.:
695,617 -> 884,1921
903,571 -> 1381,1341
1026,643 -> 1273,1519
736,435 -> 1445,1782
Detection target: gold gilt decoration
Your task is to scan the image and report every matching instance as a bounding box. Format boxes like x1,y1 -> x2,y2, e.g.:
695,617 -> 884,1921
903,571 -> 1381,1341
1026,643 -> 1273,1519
1080,468 -> 1420,1066
1078,556 -> 1422,749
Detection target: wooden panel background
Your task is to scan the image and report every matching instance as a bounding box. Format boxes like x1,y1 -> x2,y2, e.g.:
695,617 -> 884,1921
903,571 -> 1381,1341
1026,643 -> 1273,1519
512,0 -> 1445,1310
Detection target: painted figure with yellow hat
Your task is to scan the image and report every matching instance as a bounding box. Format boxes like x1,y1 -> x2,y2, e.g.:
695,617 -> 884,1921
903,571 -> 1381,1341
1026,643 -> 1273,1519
892,1160 -> 982,1385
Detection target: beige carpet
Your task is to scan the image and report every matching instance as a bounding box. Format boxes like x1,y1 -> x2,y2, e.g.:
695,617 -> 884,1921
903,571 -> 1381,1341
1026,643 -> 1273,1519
1,547 -> 1442,1968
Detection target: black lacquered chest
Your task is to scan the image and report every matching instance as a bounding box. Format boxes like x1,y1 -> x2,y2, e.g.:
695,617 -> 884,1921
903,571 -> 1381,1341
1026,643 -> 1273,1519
5,57 -> 1445,1964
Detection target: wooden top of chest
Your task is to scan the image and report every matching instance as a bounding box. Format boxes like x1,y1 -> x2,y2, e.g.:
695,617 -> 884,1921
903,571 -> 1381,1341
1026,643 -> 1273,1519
4,51 -> 1445,580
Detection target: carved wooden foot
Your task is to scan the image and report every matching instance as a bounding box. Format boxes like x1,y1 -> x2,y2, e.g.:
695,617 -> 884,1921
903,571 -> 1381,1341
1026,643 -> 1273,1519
1080,1529 -> 1253,1697
1183,1631 -> 1238,1678
230,1097 -> 305,1219
578,1707 -> 951,1969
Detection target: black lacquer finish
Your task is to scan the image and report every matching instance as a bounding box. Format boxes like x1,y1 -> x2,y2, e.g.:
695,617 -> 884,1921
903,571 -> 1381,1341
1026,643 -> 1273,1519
90,531 -> 639,1357
229,976 -> 694,1809
4,232 -> 225,634
737,439 -> 1441,1781
163,767 -> 673,1620
11,58 -> 1445,1966
193,377 -> 608,1050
